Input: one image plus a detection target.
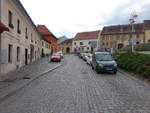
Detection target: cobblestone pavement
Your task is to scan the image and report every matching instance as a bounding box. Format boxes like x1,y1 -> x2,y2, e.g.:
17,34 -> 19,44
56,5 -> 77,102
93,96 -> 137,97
0,55 -> 150,113
0,57 -> 61,101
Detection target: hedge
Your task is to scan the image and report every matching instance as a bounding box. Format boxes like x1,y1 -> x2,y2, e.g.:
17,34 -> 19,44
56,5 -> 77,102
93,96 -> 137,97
119,43 -> 150,52
115,52 -> 150,78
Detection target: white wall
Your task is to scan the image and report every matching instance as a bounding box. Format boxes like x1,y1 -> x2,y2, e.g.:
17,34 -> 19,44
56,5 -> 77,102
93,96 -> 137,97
72,39 -> 98,52
0,0 -> 42,74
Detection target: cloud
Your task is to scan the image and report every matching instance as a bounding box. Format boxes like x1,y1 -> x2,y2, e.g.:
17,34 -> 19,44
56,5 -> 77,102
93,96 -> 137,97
98,0 -> 150,26
20,0 -> 150,38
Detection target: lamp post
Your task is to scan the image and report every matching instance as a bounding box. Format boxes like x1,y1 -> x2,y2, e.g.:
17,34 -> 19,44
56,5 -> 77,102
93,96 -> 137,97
129,12 -> 138,52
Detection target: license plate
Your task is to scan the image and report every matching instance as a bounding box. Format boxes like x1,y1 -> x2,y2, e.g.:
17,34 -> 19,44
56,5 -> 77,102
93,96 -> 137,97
106,67 -> 112,70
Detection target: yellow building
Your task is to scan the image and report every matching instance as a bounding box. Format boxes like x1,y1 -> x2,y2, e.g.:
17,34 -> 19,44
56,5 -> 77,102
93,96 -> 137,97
144,20 -> 150,43
41,39 -> 51,57
100,23 -> 145,50
58,39 -> 73,53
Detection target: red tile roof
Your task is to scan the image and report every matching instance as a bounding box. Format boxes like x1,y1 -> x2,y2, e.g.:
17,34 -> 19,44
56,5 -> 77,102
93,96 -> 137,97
74,30 -> 100,40
37,25 -> 57,39
0,22 -> 9,33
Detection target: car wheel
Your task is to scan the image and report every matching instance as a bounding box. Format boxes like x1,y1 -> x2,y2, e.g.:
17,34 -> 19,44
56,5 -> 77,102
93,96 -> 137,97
113,70 -> 117,74
91,65 -> 94,70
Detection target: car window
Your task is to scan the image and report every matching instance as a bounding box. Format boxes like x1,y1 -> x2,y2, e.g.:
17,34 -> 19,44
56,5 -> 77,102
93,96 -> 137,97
53,54 -> 60,56
96,54 -> 113,61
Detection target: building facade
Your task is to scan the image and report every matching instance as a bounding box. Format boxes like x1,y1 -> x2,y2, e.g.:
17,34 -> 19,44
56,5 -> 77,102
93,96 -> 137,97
144,20 -> 150,43
58,39 -> 73,53
37,25 -> 58,54
101,23 -> 145,50
0,0 -> 42,74
41,39 -> 51,57
72,30 -> 100,52
100,20 -> 150,51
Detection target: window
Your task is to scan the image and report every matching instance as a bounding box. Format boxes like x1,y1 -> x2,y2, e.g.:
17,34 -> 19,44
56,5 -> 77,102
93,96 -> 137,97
42,41 -> 44,46
74,42 -> 76,45
80,42 -> 83,45
88,41 -> 91,45
8,44 -> 13,63
31,33 -> 33,42
87,47 -> 89,50
25,28 -> 28,39
17,47 -> 20,62
8,10 -> 14,29
111,42 -> 113,46
17,19 -> 21,34
137,34 -> 139,38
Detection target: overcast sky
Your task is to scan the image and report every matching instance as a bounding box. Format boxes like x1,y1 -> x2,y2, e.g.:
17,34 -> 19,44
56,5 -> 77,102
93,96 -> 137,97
20,0 -> 150,38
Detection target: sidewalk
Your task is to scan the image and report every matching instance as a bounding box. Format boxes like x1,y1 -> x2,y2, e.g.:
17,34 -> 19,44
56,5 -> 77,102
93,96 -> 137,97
0,57 -> 62,102
0,57 -> 55,82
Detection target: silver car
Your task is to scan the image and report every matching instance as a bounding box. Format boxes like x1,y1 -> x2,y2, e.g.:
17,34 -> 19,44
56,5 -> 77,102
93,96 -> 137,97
85,53 -> 93,65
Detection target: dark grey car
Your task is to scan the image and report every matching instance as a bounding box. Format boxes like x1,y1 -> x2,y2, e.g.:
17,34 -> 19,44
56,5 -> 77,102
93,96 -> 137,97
91,52 -> 117,74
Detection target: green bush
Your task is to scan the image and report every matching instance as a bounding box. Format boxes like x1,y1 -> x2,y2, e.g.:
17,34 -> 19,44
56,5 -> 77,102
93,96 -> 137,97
116,52 -> 150,78
119,43 -> 150,52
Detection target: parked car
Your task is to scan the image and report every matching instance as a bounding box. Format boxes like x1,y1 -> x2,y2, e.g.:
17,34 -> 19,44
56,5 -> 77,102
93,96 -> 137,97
57,51 -> 63,58
50,53 -> 61,62
58,53 -> 63,58
91,52 -> 117,74
85,53 -> 93,65
79,53 -> 84,59
82,53 -> 88,61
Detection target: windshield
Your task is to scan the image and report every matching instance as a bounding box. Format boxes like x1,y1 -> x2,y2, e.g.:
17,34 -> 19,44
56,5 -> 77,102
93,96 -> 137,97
53,54 -> 60,56
96,54 -> 113,61
86,53 -> 91,56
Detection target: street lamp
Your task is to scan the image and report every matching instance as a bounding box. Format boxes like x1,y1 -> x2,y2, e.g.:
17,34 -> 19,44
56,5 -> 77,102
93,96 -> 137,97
129,11 -> 138,52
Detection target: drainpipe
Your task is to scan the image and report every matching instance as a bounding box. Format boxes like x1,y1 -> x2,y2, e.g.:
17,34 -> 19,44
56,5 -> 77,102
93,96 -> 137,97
0,0 -> 3,72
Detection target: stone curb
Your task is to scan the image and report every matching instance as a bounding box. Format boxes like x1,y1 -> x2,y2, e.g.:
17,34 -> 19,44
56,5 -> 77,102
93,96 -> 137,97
118,69 -> 150,89
0,64 -> 62,103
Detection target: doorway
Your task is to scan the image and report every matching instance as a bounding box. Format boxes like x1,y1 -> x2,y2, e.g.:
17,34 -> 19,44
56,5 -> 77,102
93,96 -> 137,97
118,43 -> 124,49
25,49 -> 28,65
66,47 -> 70,53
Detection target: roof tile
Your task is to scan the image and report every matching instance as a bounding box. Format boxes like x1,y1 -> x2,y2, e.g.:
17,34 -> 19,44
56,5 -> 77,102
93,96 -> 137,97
74,30 -> 100,40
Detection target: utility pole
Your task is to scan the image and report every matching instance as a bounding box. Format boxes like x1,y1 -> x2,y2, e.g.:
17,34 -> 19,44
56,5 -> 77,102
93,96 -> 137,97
129,11 -> 138,52
97,30 -> 101,51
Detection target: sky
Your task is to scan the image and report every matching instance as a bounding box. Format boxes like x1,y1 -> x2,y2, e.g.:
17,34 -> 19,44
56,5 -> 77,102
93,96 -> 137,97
20,0 -> 150,38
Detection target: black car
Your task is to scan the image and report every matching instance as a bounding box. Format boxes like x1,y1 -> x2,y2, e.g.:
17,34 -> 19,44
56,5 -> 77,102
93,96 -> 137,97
91,52 -> 117,74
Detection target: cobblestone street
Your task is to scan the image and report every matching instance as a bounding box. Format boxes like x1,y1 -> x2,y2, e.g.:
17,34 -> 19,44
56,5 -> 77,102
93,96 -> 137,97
0,55 -> 150,113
